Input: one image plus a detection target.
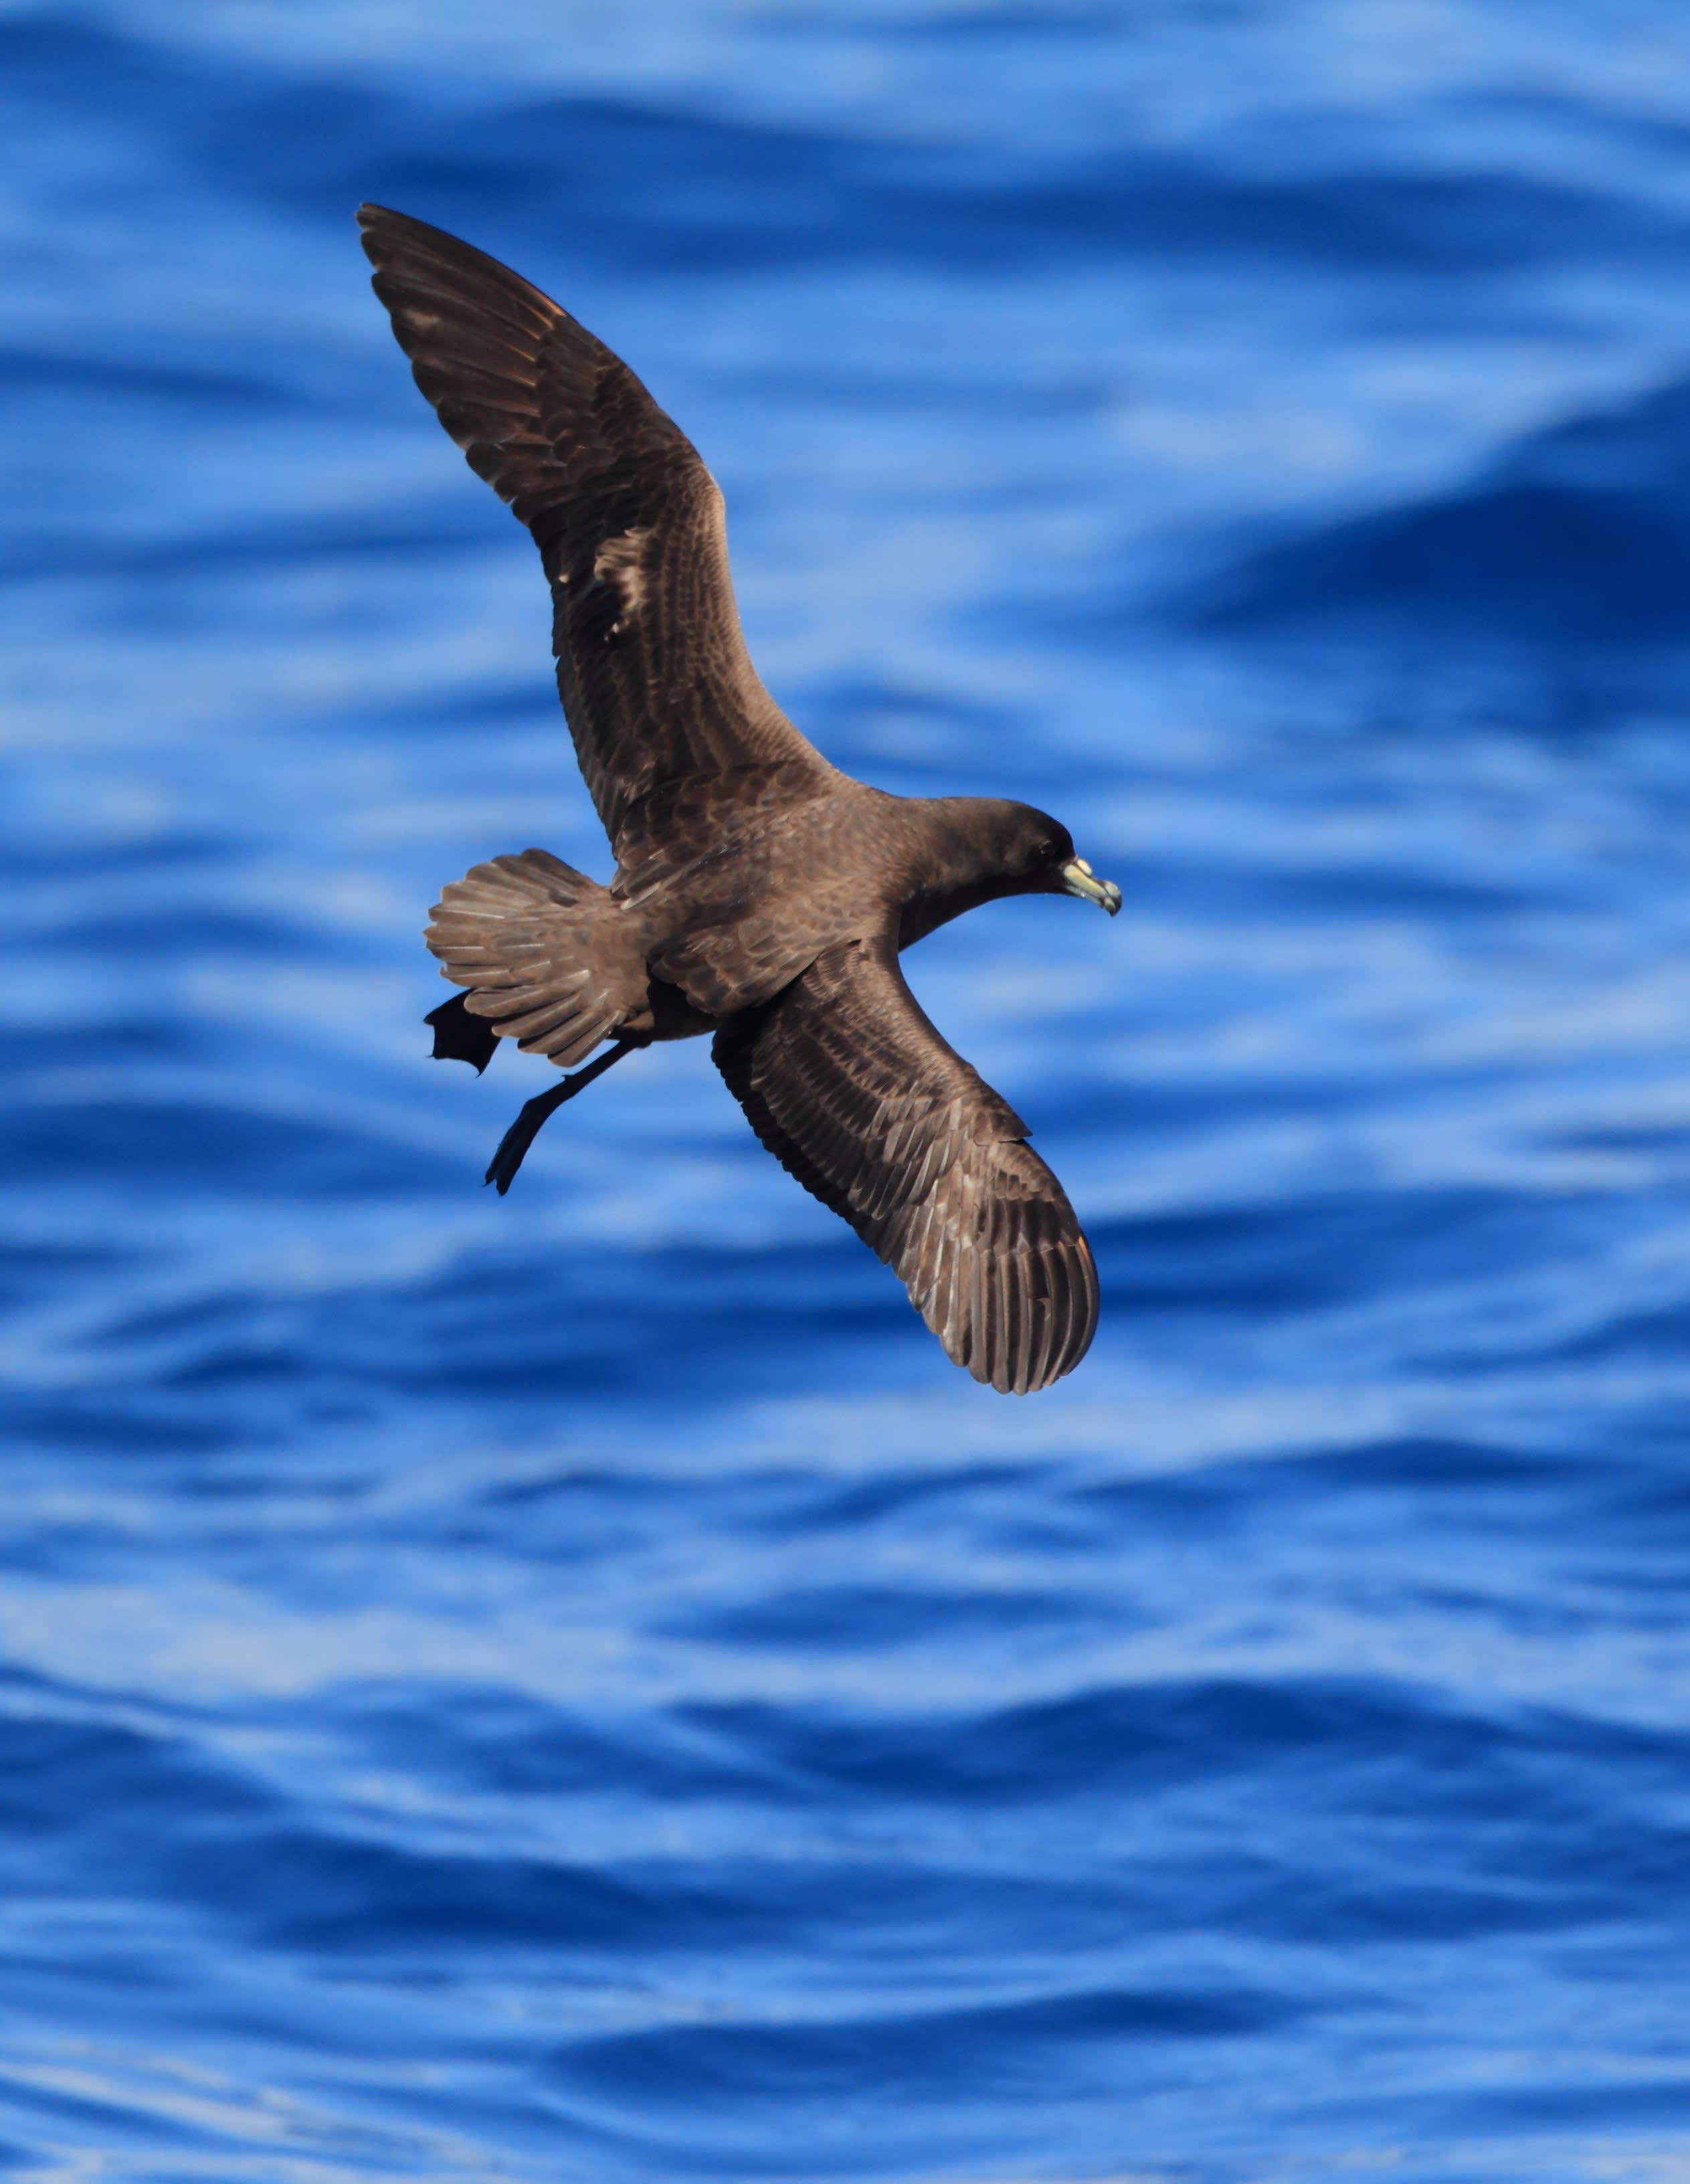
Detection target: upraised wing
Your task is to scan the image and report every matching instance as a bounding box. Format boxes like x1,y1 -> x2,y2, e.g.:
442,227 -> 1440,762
358,205 -> 834,875
715,938 -> 1099,1394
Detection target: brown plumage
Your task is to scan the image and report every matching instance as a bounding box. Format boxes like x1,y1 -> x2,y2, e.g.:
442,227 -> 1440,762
360,204 -> 1121,1394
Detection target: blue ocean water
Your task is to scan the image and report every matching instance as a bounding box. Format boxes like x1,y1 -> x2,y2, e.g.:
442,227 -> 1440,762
5,1 -> 1690,2175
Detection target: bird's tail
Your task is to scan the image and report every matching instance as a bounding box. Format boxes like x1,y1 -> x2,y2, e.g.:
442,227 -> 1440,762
425,849 -> 638,1069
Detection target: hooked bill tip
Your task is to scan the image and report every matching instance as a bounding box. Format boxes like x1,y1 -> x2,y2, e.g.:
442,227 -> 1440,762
1059,858 -> 1121,915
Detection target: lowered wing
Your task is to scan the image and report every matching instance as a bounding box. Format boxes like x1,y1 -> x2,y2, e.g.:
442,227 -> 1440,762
714,937 -> 1099,1394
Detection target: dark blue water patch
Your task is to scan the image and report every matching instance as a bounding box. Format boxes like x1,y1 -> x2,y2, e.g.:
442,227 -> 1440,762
240,1831 -> 700,1958
1562,1115 -> 1690,1155
674,1673 -> 1670,1817
0,1096 -> 444,1196
1195,482 -> 1690,646
0,1022 -> 207,1077
353,1233 -> 951,1394
0,496 -> 494,587
551,1976 -> 1290,2123
1095,1186 -> 1606,1321
37,909 -> 322,962
0,1240 -> 134,1311
0,1701 -> 276,1861
1184,1432 -> 1583,1499
0,345 -> 309,414
3,1369 -> 383,1469
1263,858 -> 1544,917
1505,373 -> 1690,501
0,1397 -> 247,1458
0,831 -> 229,885
1188,372 -> 1690,659
318,1681 -> 795,1807
658,1576 -> 1095,1653
1074,845 -> 1556,934
737,1458 -> 1054,1544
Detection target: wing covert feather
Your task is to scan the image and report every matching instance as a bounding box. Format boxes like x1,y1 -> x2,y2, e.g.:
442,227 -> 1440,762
714,940 -> 1098,1393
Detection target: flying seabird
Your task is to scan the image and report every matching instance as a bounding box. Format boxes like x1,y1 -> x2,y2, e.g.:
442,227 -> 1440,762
359,205 -> 1121,1394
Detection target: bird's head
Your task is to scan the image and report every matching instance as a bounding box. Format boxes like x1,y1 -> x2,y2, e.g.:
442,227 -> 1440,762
980,802 -> 1122,915
897,796 -> 1123,947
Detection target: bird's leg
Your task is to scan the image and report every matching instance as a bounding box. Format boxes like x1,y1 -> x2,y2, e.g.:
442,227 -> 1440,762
484,1040 -> 636,1196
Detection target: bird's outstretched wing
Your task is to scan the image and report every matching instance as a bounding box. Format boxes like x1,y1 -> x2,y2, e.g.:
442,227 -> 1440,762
715,938 -> 1098,1394
358,205 -> 834,877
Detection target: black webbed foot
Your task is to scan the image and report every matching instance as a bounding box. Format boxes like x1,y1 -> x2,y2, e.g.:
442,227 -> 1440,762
426,992 -> 500,1074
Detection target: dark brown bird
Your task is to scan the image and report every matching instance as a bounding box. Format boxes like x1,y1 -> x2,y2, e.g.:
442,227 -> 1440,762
359,205 -> 1121,1394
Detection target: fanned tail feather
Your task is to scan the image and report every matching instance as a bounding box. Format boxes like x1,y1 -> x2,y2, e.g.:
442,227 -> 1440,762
425,848 -> 636,1070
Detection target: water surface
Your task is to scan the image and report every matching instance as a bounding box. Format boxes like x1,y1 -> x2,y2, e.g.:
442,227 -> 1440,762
4,3 -> 1690,2177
